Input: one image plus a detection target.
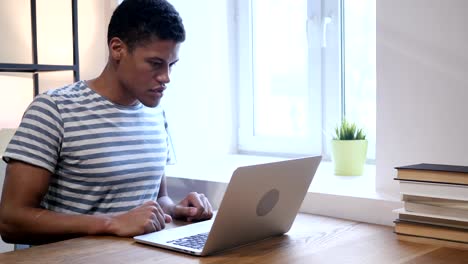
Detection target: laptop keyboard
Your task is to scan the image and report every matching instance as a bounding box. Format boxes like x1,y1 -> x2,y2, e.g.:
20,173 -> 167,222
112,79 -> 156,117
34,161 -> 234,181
167,232 -> 209,250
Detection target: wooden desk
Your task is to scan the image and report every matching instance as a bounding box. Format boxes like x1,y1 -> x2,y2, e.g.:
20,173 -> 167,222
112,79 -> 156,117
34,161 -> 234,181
0,213 -> 467,264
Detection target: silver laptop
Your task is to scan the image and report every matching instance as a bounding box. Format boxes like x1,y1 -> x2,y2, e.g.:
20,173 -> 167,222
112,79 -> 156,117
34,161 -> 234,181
134,156 -> 322,256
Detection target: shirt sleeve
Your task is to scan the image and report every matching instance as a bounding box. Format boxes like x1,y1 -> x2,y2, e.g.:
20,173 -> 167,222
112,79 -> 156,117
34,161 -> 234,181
163,110 -> 176,165
2,94 -> 63,173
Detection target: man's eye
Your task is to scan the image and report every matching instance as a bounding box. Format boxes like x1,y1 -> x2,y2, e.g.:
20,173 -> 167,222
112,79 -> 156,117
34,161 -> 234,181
149,61 -> 162,67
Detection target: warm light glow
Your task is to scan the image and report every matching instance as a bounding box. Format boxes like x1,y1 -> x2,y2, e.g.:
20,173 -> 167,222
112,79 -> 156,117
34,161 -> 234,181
0,0 -> 33,63
39,71 -> 74,93
37,0 -> 73,65
0,74 -> 33,128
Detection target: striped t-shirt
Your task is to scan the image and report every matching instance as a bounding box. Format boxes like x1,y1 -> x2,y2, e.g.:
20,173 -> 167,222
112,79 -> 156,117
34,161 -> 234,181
3,81 -> 174,215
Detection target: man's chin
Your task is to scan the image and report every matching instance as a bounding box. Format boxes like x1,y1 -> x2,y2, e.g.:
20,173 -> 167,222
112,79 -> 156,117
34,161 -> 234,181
139,98 -> 161,108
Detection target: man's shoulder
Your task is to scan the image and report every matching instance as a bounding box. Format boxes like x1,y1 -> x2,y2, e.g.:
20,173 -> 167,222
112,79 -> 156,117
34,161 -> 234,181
25,82 -> 85,112
43,81 -> 88,99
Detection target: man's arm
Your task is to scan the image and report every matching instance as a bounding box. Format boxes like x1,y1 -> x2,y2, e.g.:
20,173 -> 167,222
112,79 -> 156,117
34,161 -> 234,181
157,175 -> 213,222
0,160 -> 169,245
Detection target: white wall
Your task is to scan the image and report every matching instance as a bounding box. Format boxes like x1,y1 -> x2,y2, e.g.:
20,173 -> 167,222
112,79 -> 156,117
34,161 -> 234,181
164,0 -> 238,163
376,0 -> 468,196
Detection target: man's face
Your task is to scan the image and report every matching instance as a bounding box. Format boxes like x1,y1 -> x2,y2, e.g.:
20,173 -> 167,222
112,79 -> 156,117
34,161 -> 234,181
114,38 -> 180,107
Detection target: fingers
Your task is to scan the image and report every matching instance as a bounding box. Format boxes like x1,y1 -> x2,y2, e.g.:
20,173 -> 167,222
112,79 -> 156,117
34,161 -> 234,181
112,200 -> 173,236
151,202 -> 167,230
201,194 -> 213,219
164,213 -> 172,223
174,204 -> 196,218
188,193 -> 210,221
177,192 -> 214,222
143,216 -> 159,234
140,201 -> 168,232
153,212 -> 165,230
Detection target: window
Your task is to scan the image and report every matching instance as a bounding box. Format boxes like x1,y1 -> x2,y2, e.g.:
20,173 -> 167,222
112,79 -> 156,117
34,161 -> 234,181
342,0 -> 376,159
238,0 -> 376,160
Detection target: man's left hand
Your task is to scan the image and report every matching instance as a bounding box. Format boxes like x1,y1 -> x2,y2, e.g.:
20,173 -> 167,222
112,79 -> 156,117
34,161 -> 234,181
173,192 -> 213,222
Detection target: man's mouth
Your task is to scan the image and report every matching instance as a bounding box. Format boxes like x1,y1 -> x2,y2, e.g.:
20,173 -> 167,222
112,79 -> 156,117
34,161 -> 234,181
149,87 -> 166,98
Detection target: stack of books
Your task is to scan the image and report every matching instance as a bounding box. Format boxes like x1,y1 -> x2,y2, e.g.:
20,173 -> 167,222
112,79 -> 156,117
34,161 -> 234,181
393,163 -> 468,249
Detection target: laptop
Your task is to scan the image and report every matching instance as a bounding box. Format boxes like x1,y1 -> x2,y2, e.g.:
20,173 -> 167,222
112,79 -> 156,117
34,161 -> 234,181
134,156 -> 322,256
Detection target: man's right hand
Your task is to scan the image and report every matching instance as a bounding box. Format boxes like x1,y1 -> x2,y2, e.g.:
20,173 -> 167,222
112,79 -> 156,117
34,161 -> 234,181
107,200 -> 172,237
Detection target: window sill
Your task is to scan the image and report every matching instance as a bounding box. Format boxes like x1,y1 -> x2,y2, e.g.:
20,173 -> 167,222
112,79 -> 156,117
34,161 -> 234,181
165,154 -> 402,226
167,154 -> 383,199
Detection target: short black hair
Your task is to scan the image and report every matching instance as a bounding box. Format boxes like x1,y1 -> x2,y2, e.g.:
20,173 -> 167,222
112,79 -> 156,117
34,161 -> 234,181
107,0 -> 185,51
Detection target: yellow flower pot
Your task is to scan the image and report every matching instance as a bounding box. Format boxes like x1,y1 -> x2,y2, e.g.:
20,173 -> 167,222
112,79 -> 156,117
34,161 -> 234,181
331,140 -> 368,176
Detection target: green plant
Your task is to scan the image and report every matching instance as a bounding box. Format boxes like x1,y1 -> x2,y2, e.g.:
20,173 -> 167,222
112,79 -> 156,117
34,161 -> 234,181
333,119 -> 366,140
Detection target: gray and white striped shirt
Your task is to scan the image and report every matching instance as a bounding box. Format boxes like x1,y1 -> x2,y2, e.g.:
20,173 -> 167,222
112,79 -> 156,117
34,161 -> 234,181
3,81 -> 174,214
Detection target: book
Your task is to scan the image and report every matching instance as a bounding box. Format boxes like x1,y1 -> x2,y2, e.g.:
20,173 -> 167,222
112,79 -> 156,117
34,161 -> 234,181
395,163 -> 468,185
394,220 -> 468,243
394,208 -> 468,229
403,195 -> 468,209
398,180 -> 468,201
402,195 -> 468,219
396,234 -> 468,250
404,202 -> 468,220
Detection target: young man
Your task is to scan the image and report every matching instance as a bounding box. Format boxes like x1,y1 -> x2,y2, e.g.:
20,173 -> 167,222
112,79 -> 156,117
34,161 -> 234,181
0,0 -> 212,245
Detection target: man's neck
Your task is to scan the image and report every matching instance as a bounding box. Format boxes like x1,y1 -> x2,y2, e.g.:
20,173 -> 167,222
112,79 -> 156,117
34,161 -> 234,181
86,64 -> 138,106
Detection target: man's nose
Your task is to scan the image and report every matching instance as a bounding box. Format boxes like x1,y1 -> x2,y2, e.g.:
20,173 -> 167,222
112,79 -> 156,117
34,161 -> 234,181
156,66 -> 170,84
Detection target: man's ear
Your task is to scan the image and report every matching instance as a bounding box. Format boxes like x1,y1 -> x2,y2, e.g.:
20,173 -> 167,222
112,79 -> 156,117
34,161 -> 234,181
109,37 -> 126,61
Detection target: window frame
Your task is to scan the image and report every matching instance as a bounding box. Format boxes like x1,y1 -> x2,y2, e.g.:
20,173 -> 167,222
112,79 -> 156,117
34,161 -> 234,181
237,0 -> 343,158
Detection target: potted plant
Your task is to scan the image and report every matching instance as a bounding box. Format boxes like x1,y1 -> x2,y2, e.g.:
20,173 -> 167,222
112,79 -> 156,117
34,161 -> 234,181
331,119 -> 368,176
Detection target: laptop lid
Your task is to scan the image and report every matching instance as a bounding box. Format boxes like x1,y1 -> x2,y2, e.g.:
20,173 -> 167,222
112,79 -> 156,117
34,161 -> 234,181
134,155 -> 322,256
